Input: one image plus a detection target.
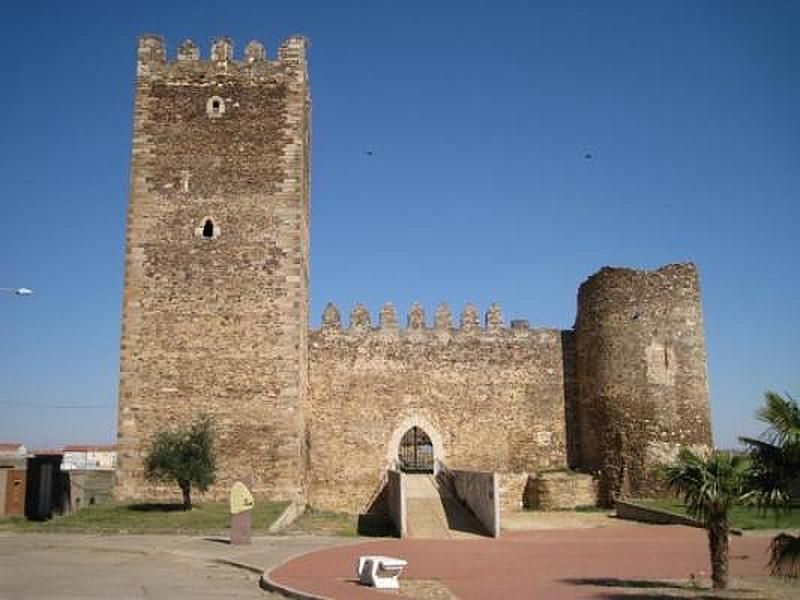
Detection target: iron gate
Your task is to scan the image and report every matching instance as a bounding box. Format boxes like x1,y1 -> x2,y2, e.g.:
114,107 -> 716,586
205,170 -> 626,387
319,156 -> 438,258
398,426 -> 434,472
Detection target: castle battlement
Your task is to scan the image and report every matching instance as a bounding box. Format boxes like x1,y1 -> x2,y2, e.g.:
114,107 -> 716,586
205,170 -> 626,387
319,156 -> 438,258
314,301 -> 556,340
136,35 -> 308,77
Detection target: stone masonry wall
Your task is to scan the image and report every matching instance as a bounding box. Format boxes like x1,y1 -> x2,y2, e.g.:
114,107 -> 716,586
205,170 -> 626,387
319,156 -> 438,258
116,36 -> 310,502
574,263 -> 712,505
308,302 -> 569,513
498,472 -> 530,514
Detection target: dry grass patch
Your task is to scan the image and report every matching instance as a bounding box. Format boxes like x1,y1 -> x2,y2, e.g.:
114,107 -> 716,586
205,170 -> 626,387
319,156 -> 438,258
0,500 -> 288,534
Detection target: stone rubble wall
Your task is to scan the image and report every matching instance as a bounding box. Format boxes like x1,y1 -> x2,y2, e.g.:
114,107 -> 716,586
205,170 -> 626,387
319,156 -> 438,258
307,302 -> 570,513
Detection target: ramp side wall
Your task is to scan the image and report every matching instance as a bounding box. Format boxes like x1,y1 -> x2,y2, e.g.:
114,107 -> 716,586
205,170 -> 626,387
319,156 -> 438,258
451,469 -> 500,537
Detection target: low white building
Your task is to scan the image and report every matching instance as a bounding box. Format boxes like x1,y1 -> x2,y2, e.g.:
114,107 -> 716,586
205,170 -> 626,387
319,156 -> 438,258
0,443 -> 28,469
61,446 -> 116,471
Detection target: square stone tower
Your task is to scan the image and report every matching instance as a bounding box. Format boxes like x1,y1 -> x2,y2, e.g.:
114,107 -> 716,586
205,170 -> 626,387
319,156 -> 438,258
116,35 -> 310,501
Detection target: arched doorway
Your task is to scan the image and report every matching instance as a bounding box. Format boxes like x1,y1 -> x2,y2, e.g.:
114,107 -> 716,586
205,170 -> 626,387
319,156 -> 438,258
398,426 -> 434,473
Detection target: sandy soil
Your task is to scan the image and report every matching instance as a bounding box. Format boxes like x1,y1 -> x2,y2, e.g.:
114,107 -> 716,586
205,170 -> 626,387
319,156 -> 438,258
501,509 -> 641,530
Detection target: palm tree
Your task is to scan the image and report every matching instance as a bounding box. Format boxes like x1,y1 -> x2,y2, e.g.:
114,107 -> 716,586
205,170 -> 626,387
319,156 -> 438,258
740,391 -> 800,577
664,448 -> 749,589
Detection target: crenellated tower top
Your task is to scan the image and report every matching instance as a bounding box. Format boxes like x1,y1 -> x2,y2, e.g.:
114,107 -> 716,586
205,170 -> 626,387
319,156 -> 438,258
136,35 -> 309,77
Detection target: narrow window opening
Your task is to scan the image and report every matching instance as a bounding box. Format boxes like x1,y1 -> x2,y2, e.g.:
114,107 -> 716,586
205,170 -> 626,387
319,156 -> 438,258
202,219 -> 214,239
664,346 -> 669,368
206,96 -> 225,118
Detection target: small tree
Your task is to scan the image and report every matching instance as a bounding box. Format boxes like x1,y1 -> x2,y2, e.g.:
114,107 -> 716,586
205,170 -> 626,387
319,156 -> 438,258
144,414 -> 216,510
664,448 -> 749,589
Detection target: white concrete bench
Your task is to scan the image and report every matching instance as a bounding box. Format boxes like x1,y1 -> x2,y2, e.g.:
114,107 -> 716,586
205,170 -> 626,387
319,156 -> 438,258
357,555 -> 408,589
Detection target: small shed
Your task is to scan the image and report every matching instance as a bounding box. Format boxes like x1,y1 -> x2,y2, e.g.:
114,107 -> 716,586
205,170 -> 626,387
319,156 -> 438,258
0,443 -> 28,517
26,452 -> 69,520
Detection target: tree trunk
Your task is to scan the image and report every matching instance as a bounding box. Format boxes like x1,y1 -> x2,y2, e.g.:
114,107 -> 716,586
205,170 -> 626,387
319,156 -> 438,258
179,480 -> 192,511
708,515 -> 729,589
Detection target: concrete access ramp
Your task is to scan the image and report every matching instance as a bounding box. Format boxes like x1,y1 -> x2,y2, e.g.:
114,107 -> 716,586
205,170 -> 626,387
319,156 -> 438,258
404,474 -> 487,539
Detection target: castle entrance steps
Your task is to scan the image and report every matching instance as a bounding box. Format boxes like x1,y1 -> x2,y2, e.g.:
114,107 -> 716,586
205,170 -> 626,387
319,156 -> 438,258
405,474 -> 485,539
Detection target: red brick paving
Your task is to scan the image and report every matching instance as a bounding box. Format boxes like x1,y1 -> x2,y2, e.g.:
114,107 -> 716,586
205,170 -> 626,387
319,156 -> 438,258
269,526 -> 772,599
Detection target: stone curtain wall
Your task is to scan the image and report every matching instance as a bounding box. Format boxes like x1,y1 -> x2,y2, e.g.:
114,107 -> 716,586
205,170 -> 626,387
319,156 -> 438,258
116,36 -> 311,502
307,302 -> 569,513
574,263 -> 712,505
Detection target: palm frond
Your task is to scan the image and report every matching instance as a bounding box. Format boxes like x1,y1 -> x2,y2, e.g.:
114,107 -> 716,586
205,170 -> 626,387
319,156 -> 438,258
663,448 -> 748,524
756,392 -> 800,447
769,533 -> 800,578
741,395 -> 800,510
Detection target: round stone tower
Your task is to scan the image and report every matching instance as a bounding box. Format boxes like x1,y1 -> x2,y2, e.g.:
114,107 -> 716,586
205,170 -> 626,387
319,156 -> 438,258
574,263 -> 712,505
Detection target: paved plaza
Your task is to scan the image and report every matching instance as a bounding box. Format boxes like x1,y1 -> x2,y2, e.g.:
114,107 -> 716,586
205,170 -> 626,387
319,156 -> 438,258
268,526 -> 777,599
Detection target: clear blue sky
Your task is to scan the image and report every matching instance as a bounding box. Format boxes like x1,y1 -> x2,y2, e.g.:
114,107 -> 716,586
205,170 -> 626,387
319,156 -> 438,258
1,1 -> 797,450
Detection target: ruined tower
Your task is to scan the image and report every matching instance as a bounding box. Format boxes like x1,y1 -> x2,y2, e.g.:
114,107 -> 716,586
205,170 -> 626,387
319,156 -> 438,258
574,263 -> 713,504
116,35 -> 311,501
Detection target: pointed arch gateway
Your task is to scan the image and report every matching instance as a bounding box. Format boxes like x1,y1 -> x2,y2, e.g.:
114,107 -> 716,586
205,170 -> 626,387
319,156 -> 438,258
398,426 -> 434,473
388,416 -> 444,474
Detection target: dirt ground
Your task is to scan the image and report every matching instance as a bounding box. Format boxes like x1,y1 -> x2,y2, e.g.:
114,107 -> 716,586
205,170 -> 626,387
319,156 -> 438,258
0,532 -> 347,599
502,509 -> 637,530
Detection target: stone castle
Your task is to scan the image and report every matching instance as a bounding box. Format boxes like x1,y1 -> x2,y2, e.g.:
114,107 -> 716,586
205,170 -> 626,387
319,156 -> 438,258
116,35 -> 712,512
